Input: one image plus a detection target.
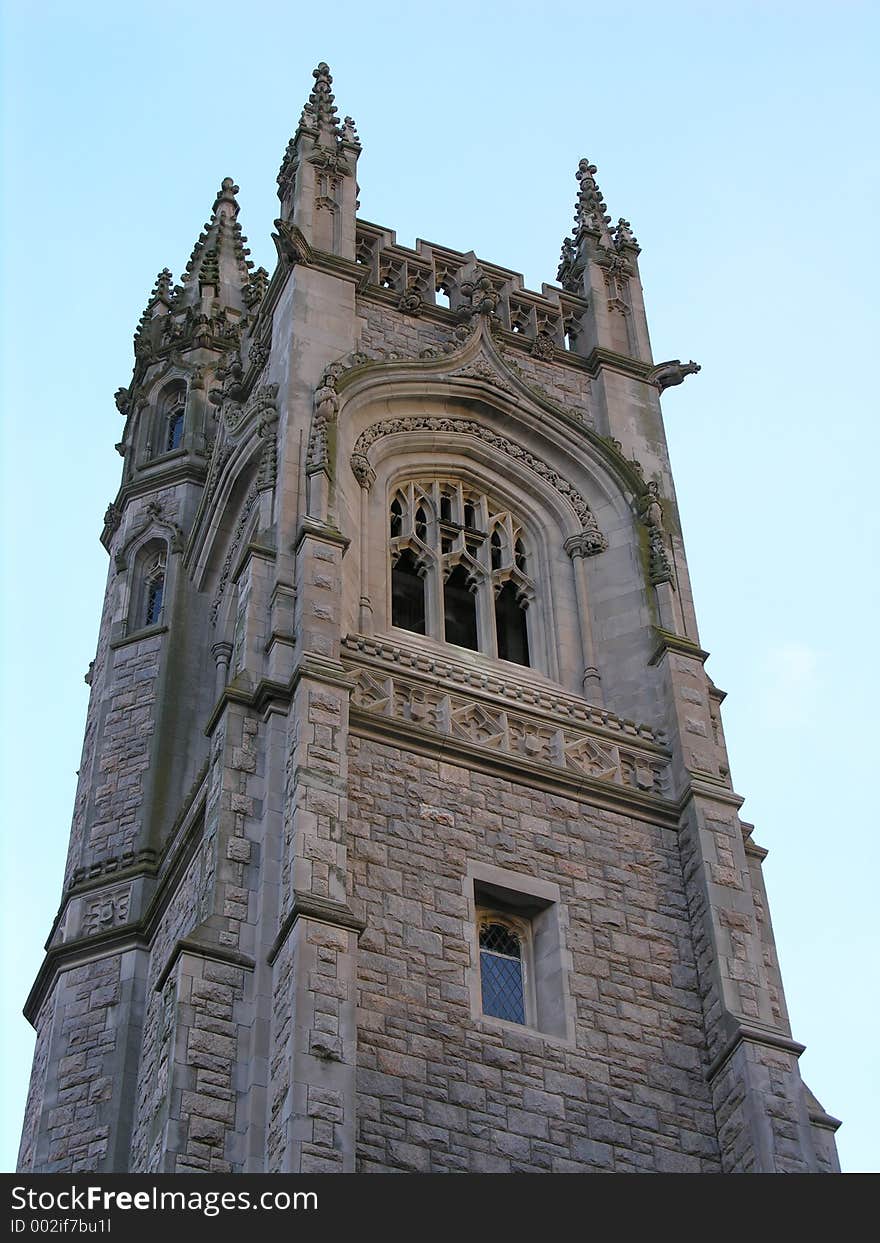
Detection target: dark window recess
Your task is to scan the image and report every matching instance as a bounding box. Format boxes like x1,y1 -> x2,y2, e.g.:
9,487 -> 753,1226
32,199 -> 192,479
166,408 -> 184,451
415,506 -> 428,542
390,498 -> 403,537
391,549 -> 426,634
144,574 -> 164,627
440,494 -> 452,522
444,565 -> 478,651
514,538 -> 527,572
491,529 -> 503,569
495,581 -> 529,666
479,922 -> 525,1024
464,501 -> 477,529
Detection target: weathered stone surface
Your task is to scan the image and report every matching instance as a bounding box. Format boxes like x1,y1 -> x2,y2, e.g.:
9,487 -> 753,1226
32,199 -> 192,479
17,62 -> 837,1177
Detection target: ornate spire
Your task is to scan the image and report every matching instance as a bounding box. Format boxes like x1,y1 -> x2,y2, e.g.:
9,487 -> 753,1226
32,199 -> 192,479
133,268 -> 174,351
278,61 -> 360,205
276,62 -> 362,259
557,158 -> 622,291
178,177 -> 255,312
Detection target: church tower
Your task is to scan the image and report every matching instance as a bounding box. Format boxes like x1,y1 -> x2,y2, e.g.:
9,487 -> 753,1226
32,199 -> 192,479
18,64 -> 840,1174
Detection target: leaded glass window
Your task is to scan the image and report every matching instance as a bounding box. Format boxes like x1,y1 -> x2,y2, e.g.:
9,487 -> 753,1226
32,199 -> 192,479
143,552 -> 166,627
479,920 -> 526,1025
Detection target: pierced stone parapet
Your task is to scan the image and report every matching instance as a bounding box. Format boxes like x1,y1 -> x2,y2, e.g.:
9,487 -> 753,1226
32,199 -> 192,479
354,222 -> 586,355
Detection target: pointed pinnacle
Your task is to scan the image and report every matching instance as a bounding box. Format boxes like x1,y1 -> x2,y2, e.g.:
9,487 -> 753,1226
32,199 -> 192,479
304,61 -> 339,130
573,157 -> 611,237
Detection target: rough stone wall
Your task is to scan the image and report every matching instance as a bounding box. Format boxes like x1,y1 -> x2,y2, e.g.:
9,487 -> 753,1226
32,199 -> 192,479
63,576 -> 115,888
16,995 -> 55,1171
500,348 -> 593,427
356,303 -> 452,360
711,1044 -> 815,1173
86,633 -> 161,861
348,735 -> 721,1173
37,957 -> 122,1171
173,957 -> 246,1174
130,841 -> 206,1170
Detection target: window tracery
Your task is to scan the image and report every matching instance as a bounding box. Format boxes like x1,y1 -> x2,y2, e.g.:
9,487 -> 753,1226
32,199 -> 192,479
388,479 -> 534,667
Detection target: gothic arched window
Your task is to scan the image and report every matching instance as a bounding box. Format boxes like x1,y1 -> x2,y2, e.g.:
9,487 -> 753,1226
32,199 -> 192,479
142,549 -> 166,627
388,479 -> 535,667
158,381 -> 186,454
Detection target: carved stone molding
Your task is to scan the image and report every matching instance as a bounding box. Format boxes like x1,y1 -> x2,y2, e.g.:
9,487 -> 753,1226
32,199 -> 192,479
345,660 -> 669,797
81,886 -> 132,937
210,485 -> 259,625
349,415 -> 607,547
341,635 -> 661,744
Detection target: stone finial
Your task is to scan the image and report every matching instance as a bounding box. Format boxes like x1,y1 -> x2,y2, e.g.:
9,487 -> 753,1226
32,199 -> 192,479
574,157 -> 612,240
342,115 -> 360,147
614,218 -> 639,250
305,62 -> 339,130
212,177 -> 240,217
177,177 -> 254,312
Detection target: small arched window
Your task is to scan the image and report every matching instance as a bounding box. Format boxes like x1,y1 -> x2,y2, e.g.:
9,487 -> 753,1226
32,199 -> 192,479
158,381 -> 186,455
142,550 -> 166,627
478,919 -> 526,1025
388,479 -> 535,667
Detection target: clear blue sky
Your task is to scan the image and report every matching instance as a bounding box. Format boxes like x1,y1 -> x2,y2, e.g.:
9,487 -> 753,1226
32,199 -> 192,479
2,0 -> 878,1173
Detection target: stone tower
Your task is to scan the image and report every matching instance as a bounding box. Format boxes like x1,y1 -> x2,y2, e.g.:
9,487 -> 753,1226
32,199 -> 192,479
19,63 -> 840,1174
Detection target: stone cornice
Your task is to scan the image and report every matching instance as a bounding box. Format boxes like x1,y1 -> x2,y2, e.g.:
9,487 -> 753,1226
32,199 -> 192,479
267,894 -> 367,966
104,461 -> 209,549
25,925 -> 149,1023
342,635 -> 664,750
648,627 -> 710,667
155,937 -> 255,993
707,1023 -> 806,1083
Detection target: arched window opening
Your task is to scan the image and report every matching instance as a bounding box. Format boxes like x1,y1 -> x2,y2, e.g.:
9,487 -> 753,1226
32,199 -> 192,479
387,478 -> 537,667
142,550 -> 166,628
391,549 -> 426,635
166,406 -> 184,451
479,921 -> 525,1025
495,581 -> 530,667
158,381 -> 186,455
444,565 -> 478,651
